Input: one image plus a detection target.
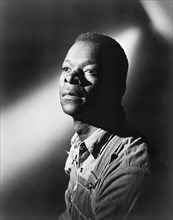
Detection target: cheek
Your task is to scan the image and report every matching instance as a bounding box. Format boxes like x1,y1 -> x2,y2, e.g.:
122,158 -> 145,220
59,75 -> 64,92
85,78 -> 98,92
84,84 -> 101,106
89,78 -> 105,94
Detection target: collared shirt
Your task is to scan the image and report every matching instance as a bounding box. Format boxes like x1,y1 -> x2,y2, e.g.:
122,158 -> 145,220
65,128 -> 113,179
60,125 -> 151,220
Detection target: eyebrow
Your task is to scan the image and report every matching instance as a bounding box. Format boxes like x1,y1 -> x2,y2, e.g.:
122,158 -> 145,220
63,59 -> 97,66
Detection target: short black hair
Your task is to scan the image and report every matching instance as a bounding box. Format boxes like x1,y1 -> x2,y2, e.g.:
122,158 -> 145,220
75,32 -> 128,99
76,32 -> 128,76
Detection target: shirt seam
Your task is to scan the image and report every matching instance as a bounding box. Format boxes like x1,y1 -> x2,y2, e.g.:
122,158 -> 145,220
106,164 -> 151,175
72,203 -> 88,220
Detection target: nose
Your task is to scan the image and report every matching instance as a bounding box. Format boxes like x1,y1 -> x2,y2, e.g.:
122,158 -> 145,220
64,71 -> 81,85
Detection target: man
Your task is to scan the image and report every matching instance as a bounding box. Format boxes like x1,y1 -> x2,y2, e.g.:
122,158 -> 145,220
58,32 -> 151,220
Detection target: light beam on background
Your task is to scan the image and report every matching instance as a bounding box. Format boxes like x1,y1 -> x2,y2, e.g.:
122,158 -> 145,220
110,27 -> 141,81
1,75 -> 72,187
140,0 -> 172,43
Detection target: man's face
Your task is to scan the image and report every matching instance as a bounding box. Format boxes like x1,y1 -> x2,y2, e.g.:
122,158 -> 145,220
59,41 -> 113,119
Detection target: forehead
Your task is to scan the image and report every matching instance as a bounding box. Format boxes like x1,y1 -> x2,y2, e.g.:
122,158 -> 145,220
64,41 -> 101,63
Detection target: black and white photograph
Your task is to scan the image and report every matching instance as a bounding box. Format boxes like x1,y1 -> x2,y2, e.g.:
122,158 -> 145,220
1,1 -> 173,220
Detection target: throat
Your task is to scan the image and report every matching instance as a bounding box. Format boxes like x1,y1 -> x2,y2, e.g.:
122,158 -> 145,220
73,120 -> 98,141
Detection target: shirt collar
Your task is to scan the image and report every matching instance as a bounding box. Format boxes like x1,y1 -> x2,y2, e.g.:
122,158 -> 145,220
71,128 -> 112,158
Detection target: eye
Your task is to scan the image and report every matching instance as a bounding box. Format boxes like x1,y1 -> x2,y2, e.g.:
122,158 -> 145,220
61,66 -> 71,73
84,68 -> 97,76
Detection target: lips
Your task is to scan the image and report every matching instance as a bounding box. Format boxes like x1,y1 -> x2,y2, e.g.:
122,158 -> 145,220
62,88 -> 85,100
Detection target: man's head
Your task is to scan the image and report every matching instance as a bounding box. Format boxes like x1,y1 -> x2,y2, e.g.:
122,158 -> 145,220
59,32 -> 128,121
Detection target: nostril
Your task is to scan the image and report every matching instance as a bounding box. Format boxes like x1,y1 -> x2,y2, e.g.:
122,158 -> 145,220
64,77 -> 68,83
64,75 -> 81,85
64,75 -> 71,83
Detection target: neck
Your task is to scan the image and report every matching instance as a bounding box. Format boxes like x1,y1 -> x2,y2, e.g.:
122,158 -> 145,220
73,119 -> 98,141
73,104 -> 126,137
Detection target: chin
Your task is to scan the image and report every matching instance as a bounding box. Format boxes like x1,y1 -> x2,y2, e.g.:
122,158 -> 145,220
62,103 -> 84,118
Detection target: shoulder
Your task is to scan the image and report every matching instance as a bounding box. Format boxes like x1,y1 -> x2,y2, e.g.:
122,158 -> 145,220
108,121 -> 151,174
122,136 -> 150,173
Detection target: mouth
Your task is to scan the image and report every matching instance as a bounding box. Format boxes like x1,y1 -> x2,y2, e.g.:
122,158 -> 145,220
63,94 -> 83,101
62,89 -> 85,101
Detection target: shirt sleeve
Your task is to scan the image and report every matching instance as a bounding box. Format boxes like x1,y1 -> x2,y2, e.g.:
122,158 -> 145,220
94,168 -> 149,220
93,140 -> 150,220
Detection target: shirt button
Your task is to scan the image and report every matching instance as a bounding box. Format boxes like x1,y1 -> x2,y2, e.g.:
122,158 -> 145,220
88,183 -> 93,189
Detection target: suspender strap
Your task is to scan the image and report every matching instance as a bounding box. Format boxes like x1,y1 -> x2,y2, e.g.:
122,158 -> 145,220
88,135 -> 123,189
